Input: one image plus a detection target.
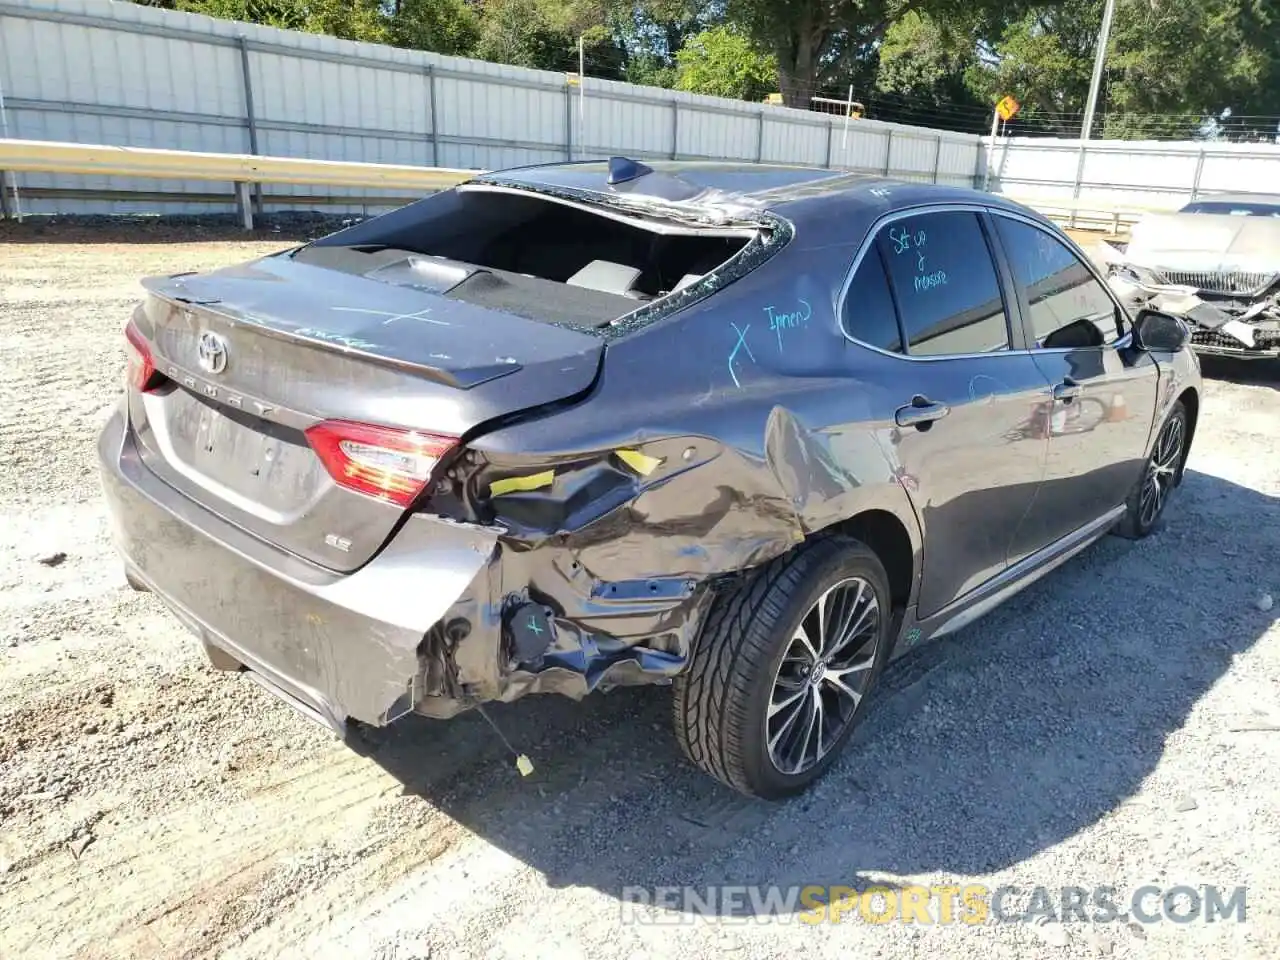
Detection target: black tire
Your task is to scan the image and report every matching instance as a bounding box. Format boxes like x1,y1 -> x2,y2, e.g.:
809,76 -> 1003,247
1113,399 -> 1188,540
672,535 -> 893,800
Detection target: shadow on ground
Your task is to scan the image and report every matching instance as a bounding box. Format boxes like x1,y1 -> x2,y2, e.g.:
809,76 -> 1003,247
355,469 -> 1278,915
1200,355 -> 1280,390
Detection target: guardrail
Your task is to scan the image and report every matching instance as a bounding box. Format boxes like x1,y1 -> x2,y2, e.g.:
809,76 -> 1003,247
1001,196 -> 1180,235
0,138 -> 1174,235
0,139 -> 477,228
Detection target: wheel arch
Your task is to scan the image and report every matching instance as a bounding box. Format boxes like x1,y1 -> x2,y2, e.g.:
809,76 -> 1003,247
829,509 -> 917,616
1176,386 -> 1199,483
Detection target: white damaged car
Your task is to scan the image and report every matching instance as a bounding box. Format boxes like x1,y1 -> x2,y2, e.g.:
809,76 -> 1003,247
1097,194 -> 1280,359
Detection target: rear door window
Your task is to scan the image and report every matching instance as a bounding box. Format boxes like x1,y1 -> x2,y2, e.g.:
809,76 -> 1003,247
840,249 -> 903,353
875,211 -> 1011,356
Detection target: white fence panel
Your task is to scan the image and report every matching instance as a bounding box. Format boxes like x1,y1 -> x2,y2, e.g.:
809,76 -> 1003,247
984,137 -> 1280,208
678,100 -> 759,162
584,80 -> 673,159
837,123 -> 890,175
938,137 -> 978,187
12,0 -> 1273,221
886,130 -> 940,182
1197,146 -> 1280,196
762,115 -> 827,166
602,96 -> 666,158
987,141 -> 1078,197
0,0 -> 990,216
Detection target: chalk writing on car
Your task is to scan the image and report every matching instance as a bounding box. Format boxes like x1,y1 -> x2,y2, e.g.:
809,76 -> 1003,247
913,271 -> 949,292
889,226 -> 927,259
727,322 -> 755,389
765,299 -> 812,352
330,306 -> 448,327
1034,232 -> 1060,270
293,328 -> 381,351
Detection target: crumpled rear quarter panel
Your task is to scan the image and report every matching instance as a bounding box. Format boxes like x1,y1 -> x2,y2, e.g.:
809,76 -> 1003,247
432,231 -> 923,711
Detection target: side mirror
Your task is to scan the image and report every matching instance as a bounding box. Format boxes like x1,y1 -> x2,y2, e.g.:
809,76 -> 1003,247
1133,309 -> 1190,353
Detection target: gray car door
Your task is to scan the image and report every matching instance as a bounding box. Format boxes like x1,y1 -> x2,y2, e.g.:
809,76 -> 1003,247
840,206 -> 1054,621
987,211 -> 1161,561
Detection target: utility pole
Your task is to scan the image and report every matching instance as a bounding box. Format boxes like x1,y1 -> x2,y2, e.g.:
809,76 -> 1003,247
1080,0 -> 1118,140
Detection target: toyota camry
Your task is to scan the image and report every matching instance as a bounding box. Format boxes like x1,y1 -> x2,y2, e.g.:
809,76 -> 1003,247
98,159 -> 1201,799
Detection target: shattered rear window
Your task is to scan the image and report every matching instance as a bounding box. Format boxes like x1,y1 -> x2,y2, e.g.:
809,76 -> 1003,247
294,188 -> 764,333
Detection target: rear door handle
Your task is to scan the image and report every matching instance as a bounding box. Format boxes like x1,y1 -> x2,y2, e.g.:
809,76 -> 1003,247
1053,377 -> 1081,403
895,395 -> 951,429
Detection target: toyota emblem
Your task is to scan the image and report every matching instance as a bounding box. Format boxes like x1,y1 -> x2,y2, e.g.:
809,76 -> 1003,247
197,331 -> 228,375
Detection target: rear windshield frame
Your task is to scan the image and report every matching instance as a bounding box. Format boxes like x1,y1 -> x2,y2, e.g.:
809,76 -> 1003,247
295,181 -> 795,340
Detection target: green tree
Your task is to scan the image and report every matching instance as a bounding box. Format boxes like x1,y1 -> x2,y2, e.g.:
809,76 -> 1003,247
625,53 -> 680,88
472,0 -> 632,77
970,0 -> 1280,139
675,26 -> 777,100
722,0 -> 1041,108
1104,0 -> 1276,138
873,10 -> 988,131
387,0 -> 481,57
965,1 -> 1098,135
474,0 -> 572,69
164,0 -> 388,41
618,0 -> 715,87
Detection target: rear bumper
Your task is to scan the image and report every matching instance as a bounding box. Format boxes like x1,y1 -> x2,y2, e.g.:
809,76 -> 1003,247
97,404 -> 500,730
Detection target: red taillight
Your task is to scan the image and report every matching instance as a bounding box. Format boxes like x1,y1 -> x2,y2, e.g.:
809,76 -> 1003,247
305,419 -> 458,508
124,320 -> 159,392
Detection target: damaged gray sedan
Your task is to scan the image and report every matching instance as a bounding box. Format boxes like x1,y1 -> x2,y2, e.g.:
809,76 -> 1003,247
99,159 -> 1201,799
1099,193 -> 1280,359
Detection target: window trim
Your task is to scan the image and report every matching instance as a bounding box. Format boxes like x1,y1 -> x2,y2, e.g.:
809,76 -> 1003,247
979,210 -> 1030,352
837,202 -> 1136,360
837,202 -> 1019,361
837,242 -> 907,354
984,208 -> 1134,354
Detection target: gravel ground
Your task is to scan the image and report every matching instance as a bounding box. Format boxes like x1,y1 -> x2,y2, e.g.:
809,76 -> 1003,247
1,220 -> 1278,960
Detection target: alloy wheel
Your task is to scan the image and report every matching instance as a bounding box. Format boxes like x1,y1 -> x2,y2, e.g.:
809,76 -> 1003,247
765,576 -> 881,776
1139,413 -> 1185,529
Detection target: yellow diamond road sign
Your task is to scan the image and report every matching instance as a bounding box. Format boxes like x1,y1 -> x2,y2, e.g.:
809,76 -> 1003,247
996,95 -> 1021,122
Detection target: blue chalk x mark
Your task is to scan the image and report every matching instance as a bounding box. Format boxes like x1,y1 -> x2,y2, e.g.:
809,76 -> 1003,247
765,299 -> 812,353
728,322 -> 755,388
526,615 -> 544,636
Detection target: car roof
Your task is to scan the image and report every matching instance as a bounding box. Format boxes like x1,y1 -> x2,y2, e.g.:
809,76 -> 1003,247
475,157 -> 1035,224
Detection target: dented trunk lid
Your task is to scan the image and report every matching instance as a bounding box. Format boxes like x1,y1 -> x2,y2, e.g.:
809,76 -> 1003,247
128,254 -> 604,572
